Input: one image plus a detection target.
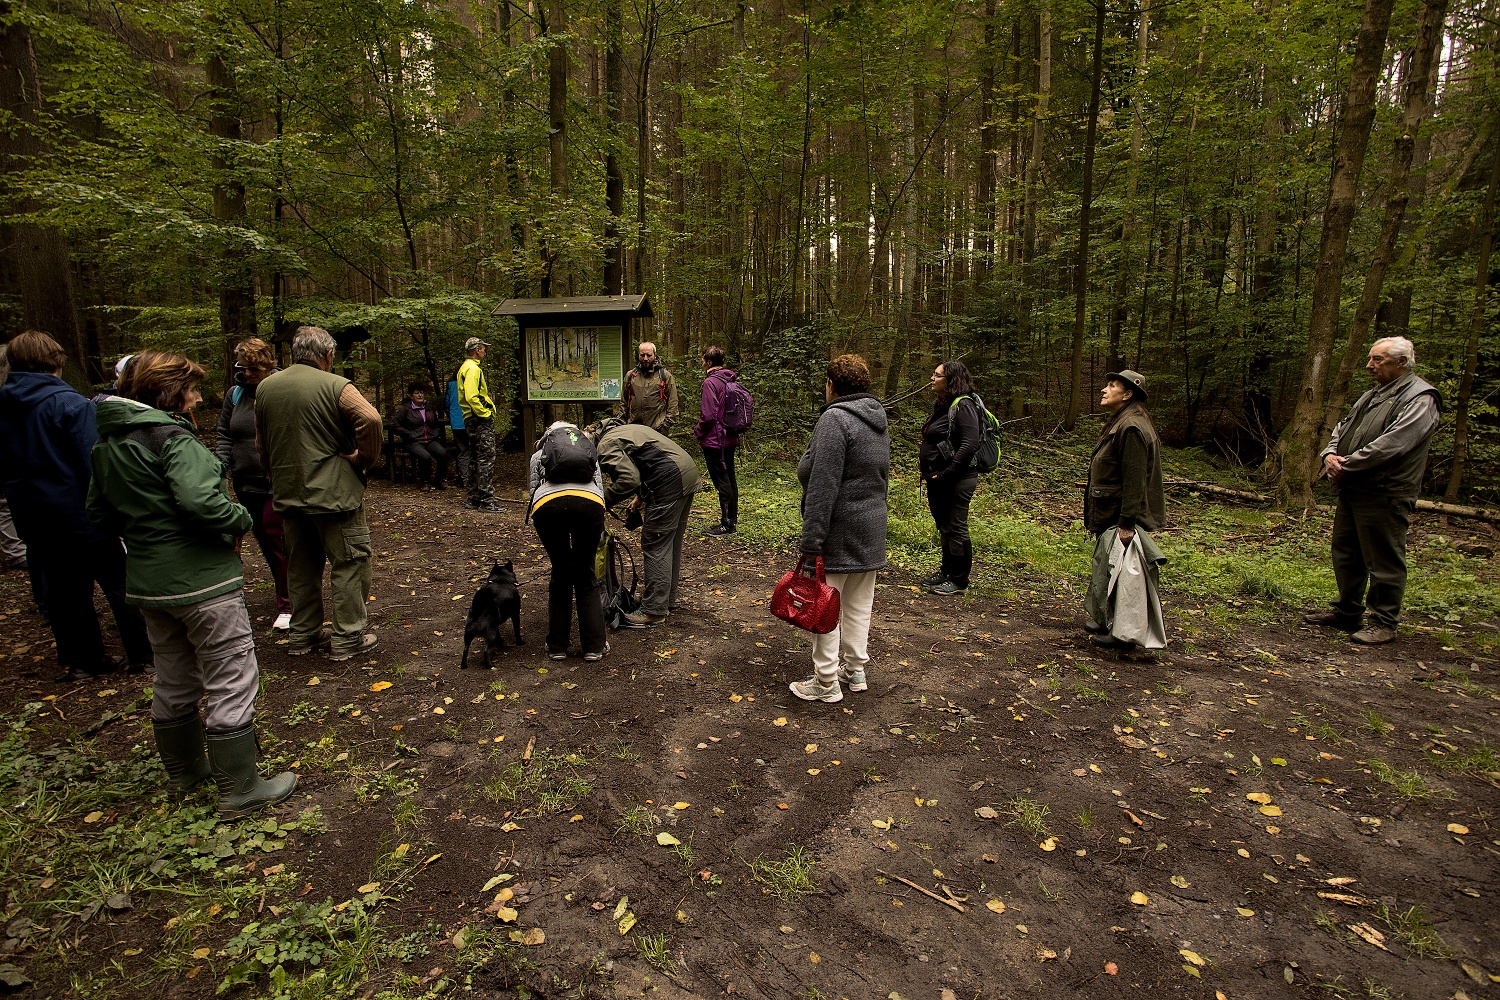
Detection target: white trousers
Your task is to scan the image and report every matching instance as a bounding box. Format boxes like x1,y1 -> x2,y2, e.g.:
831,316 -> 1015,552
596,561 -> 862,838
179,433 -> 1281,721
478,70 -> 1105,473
811,570 -> 877,685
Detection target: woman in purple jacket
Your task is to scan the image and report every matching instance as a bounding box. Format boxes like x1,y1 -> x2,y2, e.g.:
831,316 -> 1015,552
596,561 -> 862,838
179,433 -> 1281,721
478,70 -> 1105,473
693,346 -> 740,537
393,383 -> 450,490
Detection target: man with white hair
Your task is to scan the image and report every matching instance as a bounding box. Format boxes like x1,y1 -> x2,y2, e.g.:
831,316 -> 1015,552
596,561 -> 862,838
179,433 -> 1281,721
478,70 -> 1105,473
255,326 -> 383,660
1304,336 -> 1441,645
620,341 -> 678,433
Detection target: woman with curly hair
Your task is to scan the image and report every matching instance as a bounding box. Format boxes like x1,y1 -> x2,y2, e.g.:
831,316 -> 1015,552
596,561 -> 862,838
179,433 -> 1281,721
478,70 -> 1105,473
919,358 -> 983,594
90,351 -> 296,818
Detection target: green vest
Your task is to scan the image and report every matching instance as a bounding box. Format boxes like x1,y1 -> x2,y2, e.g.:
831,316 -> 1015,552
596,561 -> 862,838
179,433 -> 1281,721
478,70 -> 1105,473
254,362 -> 366,514
1336,373 -> 1441,499
1086,403 -> 1165,533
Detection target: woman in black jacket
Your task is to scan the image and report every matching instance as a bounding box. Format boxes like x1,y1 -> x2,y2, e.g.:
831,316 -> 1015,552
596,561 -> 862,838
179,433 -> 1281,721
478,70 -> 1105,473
215,338 -> 292,631
393,383 -> 450,490
919,359 -> 982,595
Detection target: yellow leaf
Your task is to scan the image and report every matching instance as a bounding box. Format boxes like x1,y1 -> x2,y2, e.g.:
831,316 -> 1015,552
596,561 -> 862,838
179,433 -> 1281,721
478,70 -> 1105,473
424,854 -> 442,865
432,706 -> 446,715
123,948 -> 142,956
986,899 -> 1006,914
495,887 -> 514,903
1181,964 -> 1201,978
521,927 -> 545,946
773,717 -> 788,727
1039,838 -> 1058,852
1180,949 -> 1206,967
496,906 -> 519,923
656,832 -> 682,847
569,814 -> 583,823
618,912 -> 637,934
369,680 -> 393,692
500,822 -> 519,832
673,802 -> 690,810
807,768 -> 821,775
1236,848 -> 1251,858
357,882 -> 380,894
482,874 -> 513,892
306,676 -> 321,686
1271,757 -> 1287,766
1236,907 -> 1255,917
808,951 -> 822,964
192,947 -> 210,959
1129,891 -> 1149,905
84,811 -> 103,824
729,693 -> 743,702
1259,805 -> 1282,817
1245,792 -> 1272,805
871,818 -> 891,830
805,744 -> 818,753
612,897 -> 629,921
1448,823 -> 1470,835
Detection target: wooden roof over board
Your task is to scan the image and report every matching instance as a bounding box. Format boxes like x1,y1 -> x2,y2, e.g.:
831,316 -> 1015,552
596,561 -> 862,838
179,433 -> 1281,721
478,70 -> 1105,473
492,295 -> 653,319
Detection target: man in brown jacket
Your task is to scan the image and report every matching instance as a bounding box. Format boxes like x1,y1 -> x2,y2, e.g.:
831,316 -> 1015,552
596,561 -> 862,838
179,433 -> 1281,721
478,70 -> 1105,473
1083,369 -> 1166,650
620,342 -> 678,433
255,326 -> 384,661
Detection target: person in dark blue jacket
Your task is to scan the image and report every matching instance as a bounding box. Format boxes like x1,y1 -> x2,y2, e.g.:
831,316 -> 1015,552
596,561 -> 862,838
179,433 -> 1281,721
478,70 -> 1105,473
0,331 -> 153,681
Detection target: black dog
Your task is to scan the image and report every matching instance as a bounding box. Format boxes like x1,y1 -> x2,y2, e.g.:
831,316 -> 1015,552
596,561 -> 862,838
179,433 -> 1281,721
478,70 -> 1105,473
461,561 -> 524,668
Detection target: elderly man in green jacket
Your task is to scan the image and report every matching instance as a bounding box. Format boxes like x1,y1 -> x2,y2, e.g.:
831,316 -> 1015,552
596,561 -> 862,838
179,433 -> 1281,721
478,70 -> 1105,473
255,326 -> 384,661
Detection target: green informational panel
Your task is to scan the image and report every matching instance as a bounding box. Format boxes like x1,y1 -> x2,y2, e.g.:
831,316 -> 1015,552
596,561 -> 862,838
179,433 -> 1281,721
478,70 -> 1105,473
523,325 -> 625,401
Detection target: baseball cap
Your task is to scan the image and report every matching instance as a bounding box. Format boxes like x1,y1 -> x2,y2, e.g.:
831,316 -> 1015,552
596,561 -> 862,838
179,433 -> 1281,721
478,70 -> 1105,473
464,337 -> 488,352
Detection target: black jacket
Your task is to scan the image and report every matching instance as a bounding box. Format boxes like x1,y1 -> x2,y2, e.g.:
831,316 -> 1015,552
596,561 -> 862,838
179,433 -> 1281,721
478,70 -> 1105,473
393,401 -> 443,449
920,395 -> 982,481
214,371 -> 276,494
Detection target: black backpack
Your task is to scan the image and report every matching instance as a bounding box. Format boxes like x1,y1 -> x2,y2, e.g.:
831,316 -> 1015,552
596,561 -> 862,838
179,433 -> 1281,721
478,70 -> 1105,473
596,529 -> 640,629
540,424 -> 597,484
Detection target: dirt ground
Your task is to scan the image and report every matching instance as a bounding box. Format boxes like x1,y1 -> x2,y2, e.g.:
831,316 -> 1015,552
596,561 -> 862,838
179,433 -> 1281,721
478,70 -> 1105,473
2,461 -> 1498,1000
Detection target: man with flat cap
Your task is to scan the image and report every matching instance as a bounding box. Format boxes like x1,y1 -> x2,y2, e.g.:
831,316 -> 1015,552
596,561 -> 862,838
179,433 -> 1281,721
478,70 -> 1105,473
458,336 -> 500,513
1083,369 -> 1167,651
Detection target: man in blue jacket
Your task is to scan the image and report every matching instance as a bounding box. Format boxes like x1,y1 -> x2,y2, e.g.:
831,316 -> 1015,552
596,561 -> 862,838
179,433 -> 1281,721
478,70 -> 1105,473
0,331 -> 152,680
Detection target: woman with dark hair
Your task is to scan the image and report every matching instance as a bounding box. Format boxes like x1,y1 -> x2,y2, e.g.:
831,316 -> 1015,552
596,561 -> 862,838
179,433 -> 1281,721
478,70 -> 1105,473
694,344 -> 742,536
788,354 -> 890,703
919,358 -> 982,595
90,351 -> 297,817
216,337 -> 292,631
0,330 -> 153,681
393,382 -> 450,490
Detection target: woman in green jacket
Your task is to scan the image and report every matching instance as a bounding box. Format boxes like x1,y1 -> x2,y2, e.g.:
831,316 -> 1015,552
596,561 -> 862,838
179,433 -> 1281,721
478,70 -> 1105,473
88,352 -> 296,818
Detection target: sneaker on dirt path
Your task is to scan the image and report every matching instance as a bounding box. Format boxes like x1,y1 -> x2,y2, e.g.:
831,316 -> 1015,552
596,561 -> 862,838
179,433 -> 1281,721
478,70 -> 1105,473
620,610 -> 667,629
1090,634 -> 1135,651
1350,625 -> 1397,645
789,677 -> 843,703
328,633 -> 378,662
583,642 -> 611,663
1302,609 -> 1361,631
918,572 -> 946,588
469,500 -> 503,513
928,580 -> 966,596
837,667 -> 867,692
548,650 -> 568,661
703,523 -> 736,538
272,613 -> 292,632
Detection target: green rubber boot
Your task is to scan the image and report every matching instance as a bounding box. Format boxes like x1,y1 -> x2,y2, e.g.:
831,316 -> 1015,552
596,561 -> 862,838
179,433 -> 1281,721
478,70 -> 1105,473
205,721 -> 298,820
152,711 -> 212,792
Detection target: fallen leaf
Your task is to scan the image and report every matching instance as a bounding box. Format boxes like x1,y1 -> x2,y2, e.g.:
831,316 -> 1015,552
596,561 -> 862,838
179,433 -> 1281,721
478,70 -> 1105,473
84,811 -> 103,824
673,801 -> 690,810
656,832 -> 682,847
569,814 -> 583,823
975,806 -> 999,819
500,821 -> 520,832
123,948 -> 143,956
1236,907 -> 1255,917
612,897 -> 629,921
1260,805 -> 1283,817
776,803 -> 789,810
1317,892 -> 1370,906
1104,961 -> 1118,975
357,882 -> 380,894
1181,964 -> 1201,979
496,906 -> 519,923
808,951 -> 822,964
1347,922 -> 1388,950
452,927 -> 469,950
805,744 -> 818,753
306,676 -> 321,686
618,912 -> 637,934
370,680 -> 393,692
521,927 -> 545,946
1169,875 -> 1190,888
1039,838 -> 1058,852
1236,848 -> 1251,858
1036,947 -> 1058,961
1448,823 -> 1470,835
1180,949 -> 1206,966
986,899 -> 1006,914
432,706 -> 446,715
807,768 -> 822,775
1245,792 -> 1272,805
773,717 -> 788,727
871,818 -> 891,830
482,874 -> 513,892
729,693 -> 743,702
1325,877 -> 1358,886
192,948 -> 210,959
1129,891 -> 1149,906
1460,962 -> 1487,984
1271,757 -> 1287,766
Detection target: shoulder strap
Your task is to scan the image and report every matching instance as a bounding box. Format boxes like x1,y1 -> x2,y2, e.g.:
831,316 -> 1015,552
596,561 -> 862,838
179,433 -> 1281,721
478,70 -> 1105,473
125,423 -> 192,456
229,385 -> 243,406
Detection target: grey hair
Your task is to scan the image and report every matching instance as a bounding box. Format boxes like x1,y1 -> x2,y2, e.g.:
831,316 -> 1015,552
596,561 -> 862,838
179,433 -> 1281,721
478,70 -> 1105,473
292,326 -> 337,364
547,420 -> 574,433
1373,336 -> 1415,371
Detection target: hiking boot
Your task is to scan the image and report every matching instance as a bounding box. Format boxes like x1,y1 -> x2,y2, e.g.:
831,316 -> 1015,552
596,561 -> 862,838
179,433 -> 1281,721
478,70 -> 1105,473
918,572 -> 947,588
153,711 -> 212,792
929,580 -> 966,596
583,642 -> 611,663
837,666 -> 868,692
620,611 -> 667,629
1083,621 -> 1109,635
469,500 -> 503,513
1351,625 -> 1398,645
328,633 -> 379,662
1090,634 -> 1135,651
1302,610 -> 1360,632
703,523 -> 736,538
285,627 -> 331,656
788,677 -> 843,703
205,721 -> 298,820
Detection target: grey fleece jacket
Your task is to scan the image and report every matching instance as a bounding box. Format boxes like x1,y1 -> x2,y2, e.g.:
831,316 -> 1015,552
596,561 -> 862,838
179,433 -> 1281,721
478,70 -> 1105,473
797,393 -> 891,573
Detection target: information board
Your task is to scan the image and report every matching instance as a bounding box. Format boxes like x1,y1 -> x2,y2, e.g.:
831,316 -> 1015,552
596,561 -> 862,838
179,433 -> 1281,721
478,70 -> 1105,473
523,325 -> 624,401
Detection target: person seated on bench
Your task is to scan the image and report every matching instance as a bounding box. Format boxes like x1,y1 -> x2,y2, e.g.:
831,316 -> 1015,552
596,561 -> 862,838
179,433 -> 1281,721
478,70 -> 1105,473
392,383 -> 449,490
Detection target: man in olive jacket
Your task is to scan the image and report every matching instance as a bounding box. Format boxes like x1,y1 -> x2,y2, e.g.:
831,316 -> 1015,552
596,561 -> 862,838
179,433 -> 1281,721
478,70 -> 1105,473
1083,369 -> 1166,650
255,327 -> 383,660
1304,336 -> 1441,646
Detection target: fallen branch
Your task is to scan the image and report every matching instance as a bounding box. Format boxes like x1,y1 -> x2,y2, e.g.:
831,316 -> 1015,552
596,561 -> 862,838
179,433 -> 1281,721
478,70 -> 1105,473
877,870 -> 967,913
1164,477 -> 1500,524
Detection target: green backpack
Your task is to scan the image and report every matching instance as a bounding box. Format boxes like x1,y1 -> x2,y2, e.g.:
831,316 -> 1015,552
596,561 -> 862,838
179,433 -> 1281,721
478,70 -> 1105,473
947,393 -> 1002,474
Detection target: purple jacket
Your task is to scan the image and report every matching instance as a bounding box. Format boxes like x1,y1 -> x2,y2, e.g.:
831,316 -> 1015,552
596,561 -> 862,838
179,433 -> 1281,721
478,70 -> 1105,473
695,368 -> 742,449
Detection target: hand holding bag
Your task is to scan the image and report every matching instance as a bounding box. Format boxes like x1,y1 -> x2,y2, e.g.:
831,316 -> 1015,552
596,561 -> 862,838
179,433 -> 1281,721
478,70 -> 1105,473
771,555 -> 842,634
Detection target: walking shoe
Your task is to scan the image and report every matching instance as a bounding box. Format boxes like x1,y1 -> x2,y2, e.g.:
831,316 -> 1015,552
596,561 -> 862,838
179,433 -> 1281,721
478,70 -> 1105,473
1090,634 -> 1135,651
1350,625 -> 1398,645
153,710 -> 212,792
788,677 -> 843,703
58,655 -> 127,683
1083,621 -> 1109,635
272,612 -> 292,632
469,500 -> 503,513
328,633 -> 379,662
837,666 -> 868,692
1301,610 -> 1361,632
548,650 -> 568,661
918,572 -> 947,588
928,580 -> 966,596
205,721 -> 298,820
620,610 -> 668,629
583,642 -> 611,663
703,523 -> 736,538
285,627 -> 331,656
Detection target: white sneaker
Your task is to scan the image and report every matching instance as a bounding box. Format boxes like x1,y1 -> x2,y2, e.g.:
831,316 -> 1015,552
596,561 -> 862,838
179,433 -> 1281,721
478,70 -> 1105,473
272,613 -> 292,632
788,677 -> 843,703
838,667 -> 868,692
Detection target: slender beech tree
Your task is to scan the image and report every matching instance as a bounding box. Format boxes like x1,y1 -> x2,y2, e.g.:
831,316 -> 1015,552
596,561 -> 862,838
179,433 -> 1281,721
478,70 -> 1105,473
1064,0 -> 1107,431
206,44 -> 257,383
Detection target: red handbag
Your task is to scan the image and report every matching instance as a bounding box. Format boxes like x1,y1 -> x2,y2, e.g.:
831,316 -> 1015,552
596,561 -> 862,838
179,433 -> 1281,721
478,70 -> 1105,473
771,555 -> 842,634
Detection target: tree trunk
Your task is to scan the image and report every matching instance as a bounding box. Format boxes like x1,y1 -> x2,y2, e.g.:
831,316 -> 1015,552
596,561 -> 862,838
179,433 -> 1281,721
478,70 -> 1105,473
603,0 -> 624,294
542,0 -> 568,297
1106,0 -> 1151,375
1444,99 -> 1500,501
1322,0 -> 1447,431
634,1 -> 658,296
1064,0 -> 1106,431
1017,8 -> 1049,418
207,48 -> 257,386
1273,0 -> 1396,504
0,2 -> 94,386
974,0 -> 997,287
